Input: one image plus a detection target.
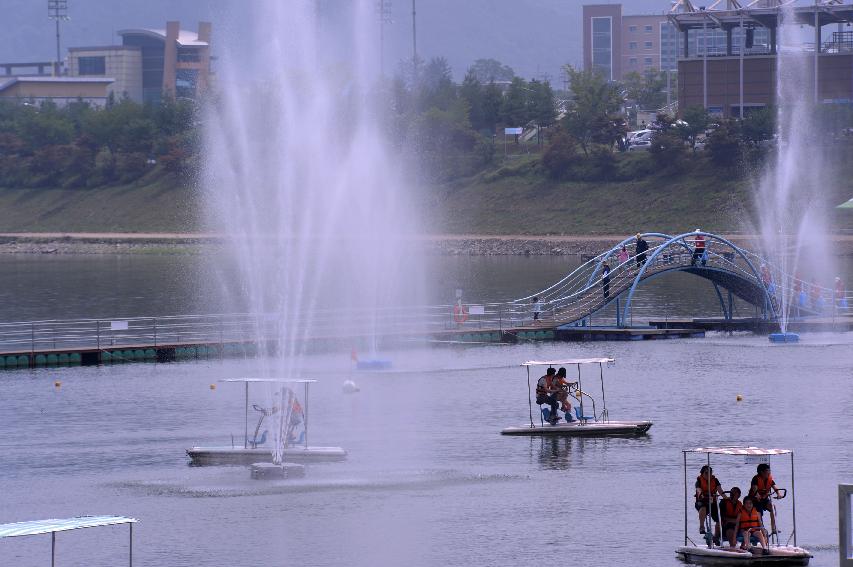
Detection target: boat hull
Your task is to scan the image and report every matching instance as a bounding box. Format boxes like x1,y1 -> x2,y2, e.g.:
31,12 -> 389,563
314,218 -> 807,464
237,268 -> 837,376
186,446 -> 347,465
675,545 -> 811,566
500,420 -> 652,437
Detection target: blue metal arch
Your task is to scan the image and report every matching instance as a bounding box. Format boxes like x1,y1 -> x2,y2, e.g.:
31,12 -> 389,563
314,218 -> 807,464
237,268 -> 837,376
619,231 -> 775,326
585,232 -> 694,289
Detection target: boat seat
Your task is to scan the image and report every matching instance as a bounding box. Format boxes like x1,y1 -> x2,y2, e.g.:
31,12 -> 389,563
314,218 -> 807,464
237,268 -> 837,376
248,430 -> 268,448
574,407 -> 594,422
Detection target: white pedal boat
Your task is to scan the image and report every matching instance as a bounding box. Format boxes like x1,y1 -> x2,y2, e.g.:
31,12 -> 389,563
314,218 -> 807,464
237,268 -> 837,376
186,378 -> 346,466
500,358 -> 652,437
676,446 -> 811,566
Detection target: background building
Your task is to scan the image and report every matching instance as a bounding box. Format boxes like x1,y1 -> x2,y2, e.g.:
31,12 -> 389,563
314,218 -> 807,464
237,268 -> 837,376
671,2 -> 853,117
118,21 -> 212,104
0,76 -> 114,107
68,46 -> 142,102
583,4 -> 678,80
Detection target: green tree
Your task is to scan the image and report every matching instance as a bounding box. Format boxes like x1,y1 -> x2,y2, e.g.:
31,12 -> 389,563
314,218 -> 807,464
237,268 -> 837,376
459,71 -> 485,132
677,105 -> 710,153
741,106 -> 774,145
542,129 -> 577,179
649,129 -> 687,168
526,79 -> 557,144
622,68 -> 670,110
418,57 -> 456,111
467,58 -> 515,83
562,65 -> 624,156
480,81 -> 504,134
501,77 -> 530,127
706,119 -> 743,166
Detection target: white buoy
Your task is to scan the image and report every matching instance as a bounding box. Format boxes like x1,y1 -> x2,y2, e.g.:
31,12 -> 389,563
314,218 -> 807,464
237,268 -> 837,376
342,379 -> 360,394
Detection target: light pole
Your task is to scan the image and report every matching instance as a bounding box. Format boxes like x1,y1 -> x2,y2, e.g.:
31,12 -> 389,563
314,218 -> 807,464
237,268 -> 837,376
48,0 -> 69,76
376,0 -> 393,77
740,12 -> 744,119
702,9 -> 708,110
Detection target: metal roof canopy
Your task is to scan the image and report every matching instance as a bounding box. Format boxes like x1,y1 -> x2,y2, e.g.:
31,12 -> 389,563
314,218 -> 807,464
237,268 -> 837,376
0,515 -> 136,566
670,2 -> 853,31
521,358 -> 614,366
686,445 -> 792,455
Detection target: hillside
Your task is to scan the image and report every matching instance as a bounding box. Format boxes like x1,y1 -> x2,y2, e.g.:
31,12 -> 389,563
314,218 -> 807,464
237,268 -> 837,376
426,152 -> 853,235
0,153 -> 850,235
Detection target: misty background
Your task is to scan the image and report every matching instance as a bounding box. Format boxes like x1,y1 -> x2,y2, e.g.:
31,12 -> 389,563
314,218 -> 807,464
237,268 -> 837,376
2,0 -> 670,83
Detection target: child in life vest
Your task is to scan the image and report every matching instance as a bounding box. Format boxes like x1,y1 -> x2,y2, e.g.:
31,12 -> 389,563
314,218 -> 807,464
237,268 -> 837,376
736,497 -> 769,553
719,486 -> 743,548
749,463 -> 782,534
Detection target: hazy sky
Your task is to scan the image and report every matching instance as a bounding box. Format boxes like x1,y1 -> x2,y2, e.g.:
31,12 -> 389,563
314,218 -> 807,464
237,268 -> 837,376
1,0 -> 669,82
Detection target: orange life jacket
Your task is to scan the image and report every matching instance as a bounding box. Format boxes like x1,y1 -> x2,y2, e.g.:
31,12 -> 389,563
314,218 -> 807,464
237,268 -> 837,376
696,474 -> 720,499
739,508 -> 761,530
752,474 -> 774,499
720,499 -> 742,520
536,376 -> 553,396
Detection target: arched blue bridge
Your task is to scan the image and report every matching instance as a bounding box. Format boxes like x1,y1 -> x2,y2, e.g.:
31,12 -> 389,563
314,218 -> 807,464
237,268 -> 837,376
496,231 -> 842,330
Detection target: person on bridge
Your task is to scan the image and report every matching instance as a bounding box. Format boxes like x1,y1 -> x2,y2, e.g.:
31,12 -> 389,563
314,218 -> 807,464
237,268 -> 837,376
535,367 -> 560,424
695,465 -> 725,544
617,245 -> 629,266
691,229 -> 707,267
835,277 -> 848,309
532,297 -> 543,322
635,234 -> 649,267
601,263 -> 611,300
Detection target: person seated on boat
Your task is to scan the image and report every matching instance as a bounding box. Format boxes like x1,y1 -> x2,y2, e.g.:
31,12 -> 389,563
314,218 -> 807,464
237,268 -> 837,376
695,465 -> 724,544
736,497 -> 769,553
554,367 -> 577,421
535,368 -> 561,424
719,486 -> 744,548
749,463 -> 782,535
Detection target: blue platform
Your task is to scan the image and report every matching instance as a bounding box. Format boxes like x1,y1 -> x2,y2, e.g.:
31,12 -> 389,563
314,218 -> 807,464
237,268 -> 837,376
769,332 -> 800,343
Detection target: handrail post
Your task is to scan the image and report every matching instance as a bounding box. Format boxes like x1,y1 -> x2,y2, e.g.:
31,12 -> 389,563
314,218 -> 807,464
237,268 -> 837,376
96,320 -> 100,351
31,322 -> 35,356
153,318 -> 157,347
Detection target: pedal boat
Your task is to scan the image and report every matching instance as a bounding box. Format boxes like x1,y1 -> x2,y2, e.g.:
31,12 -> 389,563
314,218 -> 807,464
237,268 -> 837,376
500,358 -> 652,437
675,446 -> 811,566
186,378 -> 347,465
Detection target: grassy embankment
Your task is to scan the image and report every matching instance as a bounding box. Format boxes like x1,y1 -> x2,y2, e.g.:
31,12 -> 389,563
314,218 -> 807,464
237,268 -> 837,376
0,154 -> 850,235
428,152 -> 853,235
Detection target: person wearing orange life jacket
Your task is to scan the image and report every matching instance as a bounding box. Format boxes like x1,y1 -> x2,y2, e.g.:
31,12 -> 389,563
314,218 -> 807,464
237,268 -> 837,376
719,486 -> 744,548
691,229 -> 707,267
695,465 -> 726,544
554,367 -> 576,421
749,463 -> 782,534
736,497 -> 769,553
535,368 -> 560,425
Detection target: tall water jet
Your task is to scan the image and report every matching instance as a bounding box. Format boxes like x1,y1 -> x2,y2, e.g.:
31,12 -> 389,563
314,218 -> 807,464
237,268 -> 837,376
202,1 -> 427,453
755,2 -> 833,334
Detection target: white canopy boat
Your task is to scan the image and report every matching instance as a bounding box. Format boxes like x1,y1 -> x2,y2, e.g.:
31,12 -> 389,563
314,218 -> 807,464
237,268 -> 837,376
186,378 -> 346,465
500,358 -> 652,436
675,446 -> 811,566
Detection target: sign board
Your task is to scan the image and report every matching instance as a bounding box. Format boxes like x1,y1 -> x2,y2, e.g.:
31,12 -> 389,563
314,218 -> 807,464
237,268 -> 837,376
110,320 -> 129,331
744,455 -> 770,465
504,127 -> 523,135
468,305 -> 485,315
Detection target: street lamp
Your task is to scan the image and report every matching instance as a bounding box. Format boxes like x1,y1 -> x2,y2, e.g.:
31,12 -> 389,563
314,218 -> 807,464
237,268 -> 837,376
48,0 -> 69,76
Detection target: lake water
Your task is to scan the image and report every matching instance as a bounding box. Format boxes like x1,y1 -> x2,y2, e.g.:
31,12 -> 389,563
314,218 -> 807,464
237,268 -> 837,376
0,253 -> 850,566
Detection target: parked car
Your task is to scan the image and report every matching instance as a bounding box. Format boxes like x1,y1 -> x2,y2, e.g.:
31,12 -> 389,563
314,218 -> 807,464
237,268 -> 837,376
628,140 -> 652,152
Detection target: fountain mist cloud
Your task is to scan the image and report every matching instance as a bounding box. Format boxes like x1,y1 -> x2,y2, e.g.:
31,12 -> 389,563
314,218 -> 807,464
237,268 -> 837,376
756,5 -> 833,332
203,0 -> 427,450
